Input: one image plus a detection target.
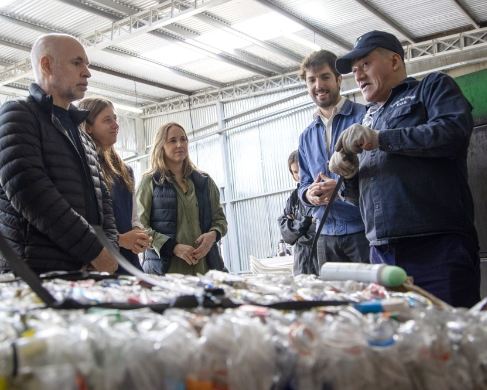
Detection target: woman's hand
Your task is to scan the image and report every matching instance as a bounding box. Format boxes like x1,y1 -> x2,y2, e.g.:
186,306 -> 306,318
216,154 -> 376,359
119,229 -> 152,254
173,244 -> 198,265
192,231 -> 217,260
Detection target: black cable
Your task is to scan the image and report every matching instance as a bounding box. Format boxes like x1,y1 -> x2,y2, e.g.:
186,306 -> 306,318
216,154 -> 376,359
308,176 -> 344,270
0,233 -> 56,306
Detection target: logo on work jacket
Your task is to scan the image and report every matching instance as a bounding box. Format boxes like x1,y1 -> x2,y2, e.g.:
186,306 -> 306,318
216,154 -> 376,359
390,95 -> 416,108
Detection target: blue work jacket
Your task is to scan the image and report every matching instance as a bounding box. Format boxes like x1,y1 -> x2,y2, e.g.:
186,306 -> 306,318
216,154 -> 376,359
355,72 -> 477,245
298,99 -> 366,236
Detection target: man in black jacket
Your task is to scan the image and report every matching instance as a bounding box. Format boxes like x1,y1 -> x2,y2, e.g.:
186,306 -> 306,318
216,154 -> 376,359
0,33 -> 118,274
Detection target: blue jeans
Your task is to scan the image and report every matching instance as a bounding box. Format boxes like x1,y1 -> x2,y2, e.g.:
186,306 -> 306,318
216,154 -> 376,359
370,234 -> 480,308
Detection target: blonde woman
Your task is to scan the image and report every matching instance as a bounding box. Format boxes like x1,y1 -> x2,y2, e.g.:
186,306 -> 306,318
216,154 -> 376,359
79,97 -> 151,272
137,122 -> 227,275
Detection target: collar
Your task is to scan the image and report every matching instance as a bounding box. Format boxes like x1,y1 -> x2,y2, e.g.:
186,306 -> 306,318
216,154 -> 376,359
29,83 -> 90,125
313,97 -> 352,123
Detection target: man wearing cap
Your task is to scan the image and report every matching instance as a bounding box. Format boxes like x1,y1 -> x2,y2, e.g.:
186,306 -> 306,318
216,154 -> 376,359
297,49 -> 369,273
329,30 -> 480,307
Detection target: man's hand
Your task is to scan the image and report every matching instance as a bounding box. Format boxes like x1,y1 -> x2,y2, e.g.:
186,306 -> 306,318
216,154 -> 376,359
192,231 -> 217,260
119,229 -> 152,254
90,248 -> 118,273
305,173 -> 337,206
173,243 -> 198,265
329,151 -> 359,179
336,124 -> 379,154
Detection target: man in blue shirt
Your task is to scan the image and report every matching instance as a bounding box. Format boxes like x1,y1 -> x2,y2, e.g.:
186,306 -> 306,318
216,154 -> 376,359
298,50 -> 369,271
330,30 -> 480,307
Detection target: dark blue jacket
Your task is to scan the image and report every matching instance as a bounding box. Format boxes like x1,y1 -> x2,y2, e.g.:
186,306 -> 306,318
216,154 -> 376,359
144,171 -> 225,274
355,72 -> 477,245
298,99 -> 366,235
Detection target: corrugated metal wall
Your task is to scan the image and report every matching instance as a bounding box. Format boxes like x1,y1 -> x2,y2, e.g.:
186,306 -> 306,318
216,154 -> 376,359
144,104 -> 218,151
140,87 -> 317,272
116,115 -> 138,159
225,96 -> 315,270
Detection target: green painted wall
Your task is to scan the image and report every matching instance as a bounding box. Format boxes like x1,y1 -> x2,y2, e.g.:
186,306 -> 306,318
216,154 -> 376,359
455,68 -> 487,125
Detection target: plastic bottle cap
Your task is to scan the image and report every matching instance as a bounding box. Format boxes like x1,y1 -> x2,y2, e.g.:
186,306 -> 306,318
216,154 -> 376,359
381,266 -> 407,287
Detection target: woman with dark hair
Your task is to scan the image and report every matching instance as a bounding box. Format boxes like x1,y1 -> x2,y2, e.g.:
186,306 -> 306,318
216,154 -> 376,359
136,122 -> 227,275
79,97 -> 151,272
278,150 -> 317,275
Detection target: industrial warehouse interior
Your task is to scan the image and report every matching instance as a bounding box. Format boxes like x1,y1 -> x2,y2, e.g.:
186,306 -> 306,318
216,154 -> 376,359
0,0 -> 487,388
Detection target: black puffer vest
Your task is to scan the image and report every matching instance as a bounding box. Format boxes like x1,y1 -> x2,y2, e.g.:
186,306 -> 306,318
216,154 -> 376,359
143,171 -> 224,274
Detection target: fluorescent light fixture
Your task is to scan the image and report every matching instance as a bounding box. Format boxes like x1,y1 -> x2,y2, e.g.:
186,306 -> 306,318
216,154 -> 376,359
0,0 -> 17,10
113,102 -> 143,114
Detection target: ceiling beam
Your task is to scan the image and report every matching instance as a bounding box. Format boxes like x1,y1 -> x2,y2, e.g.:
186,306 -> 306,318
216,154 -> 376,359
0,36 -> 30,52
194,12 -> 303,62
86,80 -> 163,102
56,0 -> 124,19
0,10 -> 224,89
0,57 -> 13,66
80,0 -> 234,50
353,0 -> 417,44
142,27 -> 487,114
0,12 -> 60,34
105,46 -> 226,88
89,64 -> 192,95
6,80 -> 160,106
0,34 -> 190,95
254,0 -> 353,50
82,0 -> 288,75
451,0 -> 480,29
151,28 -> 275,76
88,0 -> 140,16
234,49 -> 286,73
58,0 -> 275,77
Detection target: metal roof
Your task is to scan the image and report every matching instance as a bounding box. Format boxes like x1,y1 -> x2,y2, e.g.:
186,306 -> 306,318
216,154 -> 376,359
1,0 -> 486,113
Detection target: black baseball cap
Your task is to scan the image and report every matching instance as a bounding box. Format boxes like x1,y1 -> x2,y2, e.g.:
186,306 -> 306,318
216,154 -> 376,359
336,30 -> 404,74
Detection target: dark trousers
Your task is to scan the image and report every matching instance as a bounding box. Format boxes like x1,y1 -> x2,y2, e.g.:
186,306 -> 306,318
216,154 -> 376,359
317,231 -> 370,269
370,234 -> 480,308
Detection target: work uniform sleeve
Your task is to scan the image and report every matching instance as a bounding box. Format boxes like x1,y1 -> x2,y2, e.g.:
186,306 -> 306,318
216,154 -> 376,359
378,73 -> 473,158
